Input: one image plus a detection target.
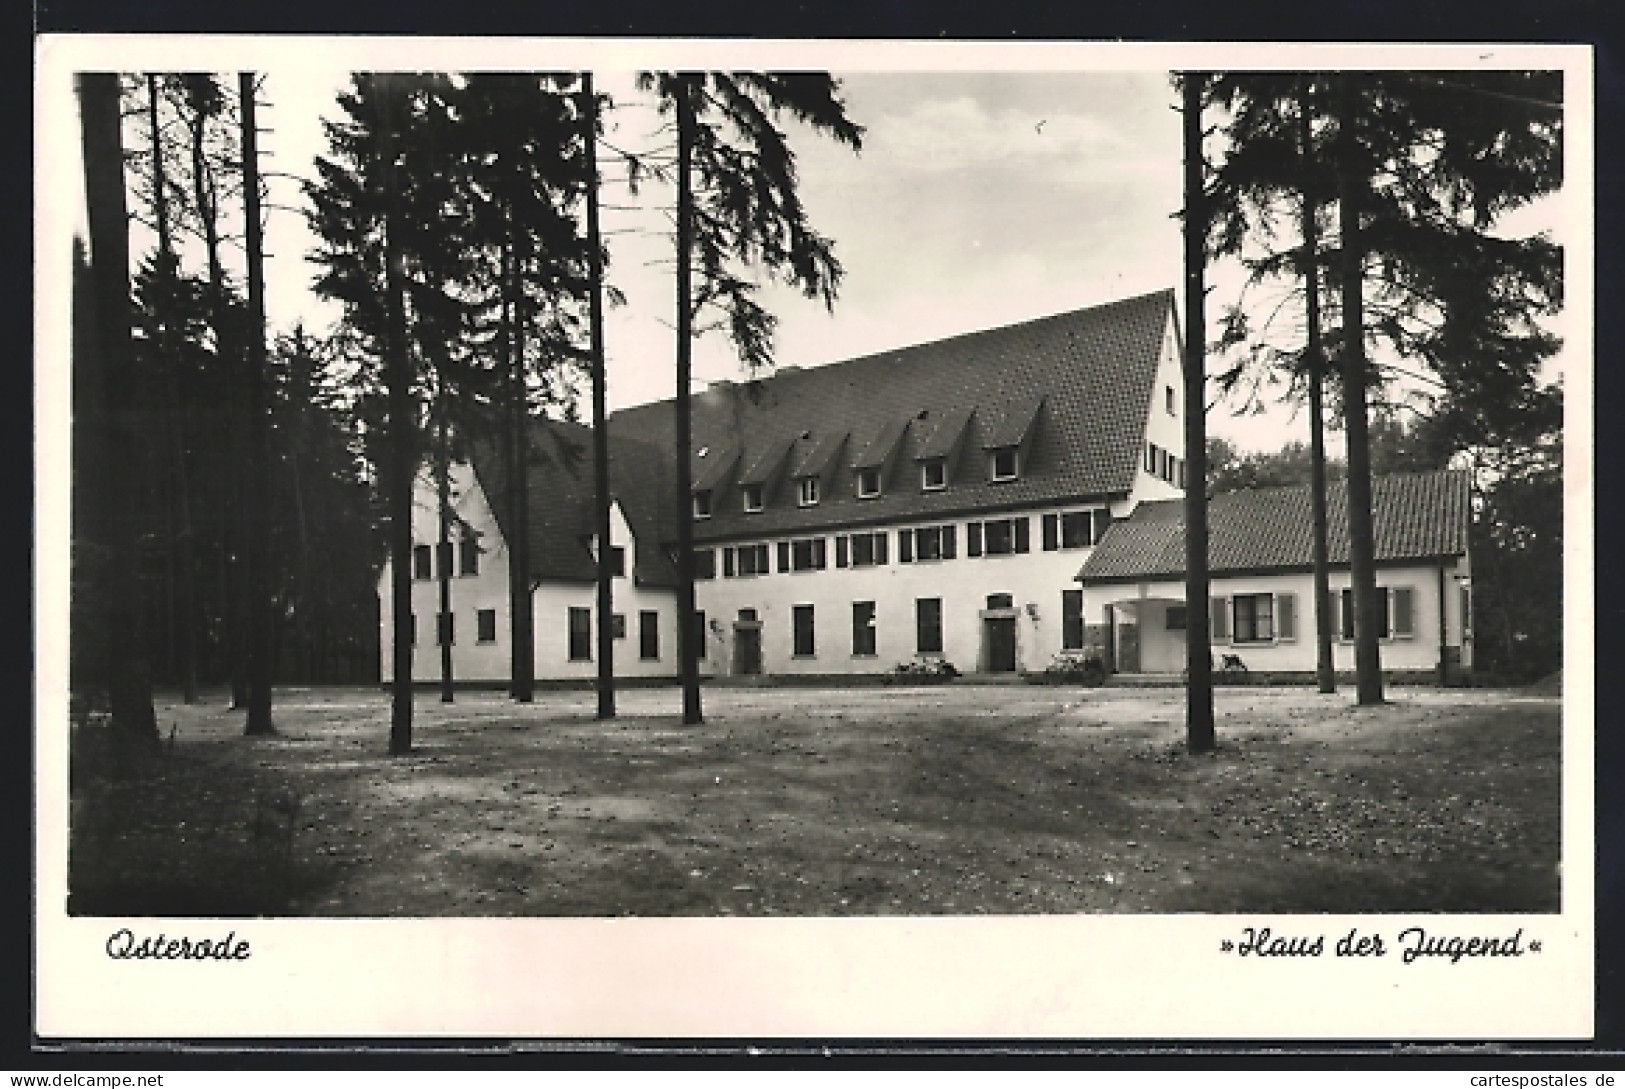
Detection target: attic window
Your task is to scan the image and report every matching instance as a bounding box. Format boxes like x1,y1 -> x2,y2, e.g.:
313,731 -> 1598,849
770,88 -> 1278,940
921,457 -> 947,492
693,490 -> 712,520
743,483 -> 764,513
989,447 -> 1019,483
857,466 -> 881,499
797,476 -> 820,507
1166,385 -> 1177,416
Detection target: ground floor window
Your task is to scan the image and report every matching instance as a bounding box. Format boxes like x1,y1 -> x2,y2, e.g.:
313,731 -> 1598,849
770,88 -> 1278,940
793,604 -> 816,657
639,610 -> 660,660
413,545 -> 433,580
1232,593 -> 1275,643
916,597 -> 943,654
568,607 -> 592,661
1340,586 -> 1414,640
1062,590 -> 1084,650
852,601 -> 877,656
477,608 -> 497,644
1166,604 -> 1187,631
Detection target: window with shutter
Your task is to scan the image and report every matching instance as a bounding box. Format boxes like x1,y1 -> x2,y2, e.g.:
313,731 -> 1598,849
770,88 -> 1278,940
1392,586 -> 1414,637
1042,514 -> 1059,551
723,547 -> 736,577
1210,596 -> 1229,642
836,536 -> 849,567
1278,593 -> 1297,641
1014,517 -> 1029,553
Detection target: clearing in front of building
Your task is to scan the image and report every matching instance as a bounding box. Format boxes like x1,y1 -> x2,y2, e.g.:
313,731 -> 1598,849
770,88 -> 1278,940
65,684 -> 1561,917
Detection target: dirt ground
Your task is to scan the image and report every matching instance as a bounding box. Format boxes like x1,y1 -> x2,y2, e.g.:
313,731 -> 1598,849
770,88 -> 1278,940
66,682 -> 1562,917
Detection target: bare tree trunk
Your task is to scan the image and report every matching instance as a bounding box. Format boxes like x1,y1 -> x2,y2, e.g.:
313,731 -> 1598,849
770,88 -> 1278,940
505,212 -> 535,704
437,410 -> 455,704
1181,73 -> 1214,754
583,74 -> 616,721
674,76 -> 704,726
239,72 -> 275,735
79,71 -> 158,746
1299,79 -> 1337,696
147,75 -> 201,704
381,83 -> 415,755
184,76 -> 247,709
1336,74 -> 1385,706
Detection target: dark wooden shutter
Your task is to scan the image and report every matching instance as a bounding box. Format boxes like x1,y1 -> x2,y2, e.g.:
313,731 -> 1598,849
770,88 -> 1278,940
899,530 -> 914,563
723,547 -> 735,577
942,525 -> 957,559
814,538 -> 827,569
1210,596 -> 1229,642
967,522 -> 983,556
1013,516 -> 1029,553
835,536 -> 849,567
1042,514 -> 1059,551
876,533 -> 889,565
777,541 -> 791,572
1277,593 -> 1297,641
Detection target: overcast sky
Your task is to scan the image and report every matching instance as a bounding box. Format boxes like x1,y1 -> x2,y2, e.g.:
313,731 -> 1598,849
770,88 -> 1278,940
42,40 -> 1582,458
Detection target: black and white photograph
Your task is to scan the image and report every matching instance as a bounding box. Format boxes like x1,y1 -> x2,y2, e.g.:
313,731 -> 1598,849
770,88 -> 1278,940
34,37 -> 1593,1039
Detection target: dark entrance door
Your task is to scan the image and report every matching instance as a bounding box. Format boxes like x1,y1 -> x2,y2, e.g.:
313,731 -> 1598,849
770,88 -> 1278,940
1117,619 -> 1140,673
985,617 -> 1017,672
733,624 -> 762,675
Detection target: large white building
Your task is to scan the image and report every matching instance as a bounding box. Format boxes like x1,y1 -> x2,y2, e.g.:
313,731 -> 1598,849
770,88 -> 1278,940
378,288 -> 1471,684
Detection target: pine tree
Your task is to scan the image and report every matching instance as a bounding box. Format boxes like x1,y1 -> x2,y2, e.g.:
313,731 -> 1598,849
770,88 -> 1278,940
639,71 -> 863,724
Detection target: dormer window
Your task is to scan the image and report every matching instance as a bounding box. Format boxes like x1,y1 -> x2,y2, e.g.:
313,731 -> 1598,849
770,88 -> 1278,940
921,457 -> 947,491
797,476 -> 820,507
743,483 -> 764,513
989,447 -> 1019,482
692,489 -> 713,520
856,466 -> 882,499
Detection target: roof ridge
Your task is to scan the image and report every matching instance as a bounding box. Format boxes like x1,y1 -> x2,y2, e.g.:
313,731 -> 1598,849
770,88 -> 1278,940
606,288 -> 1175,422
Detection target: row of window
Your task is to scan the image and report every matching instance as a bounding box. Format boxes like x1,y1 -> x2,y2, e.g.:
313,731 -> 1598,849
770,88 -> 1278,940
699,510 -> 1107,580
1144,442 -> 1185,488
411,539 -> 481,580
746,597 -> 951,659
693,448 -> 1024,519
568,608 -> 664,662
1206,587 -> 1416,645
408,608 -> 500,646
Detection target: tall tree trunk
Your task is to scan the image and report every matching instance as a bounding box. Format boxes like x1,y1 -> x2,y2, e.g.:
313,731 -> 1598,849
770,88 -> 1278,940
185,77 -> 247,708
1299,79 -> 1337,696
674,76 -> 704,726
382,83 -> 415,754
79,72 -> 158,746
239,72 -> 275,735
1336,74 -> 1385,706
505,213 -> 535,703
583,74 -> 616,721
1181,73 -> 1214,754
436,410 -> 455,703
147,75 -> 201,704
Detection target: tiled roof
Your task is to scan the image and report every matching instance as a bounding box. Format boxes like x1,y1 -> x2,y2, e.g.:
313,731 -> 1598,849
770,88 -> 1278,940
1077,469 -> 1472,585
470,417 -> 680,588
608,288 -> 1176,543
